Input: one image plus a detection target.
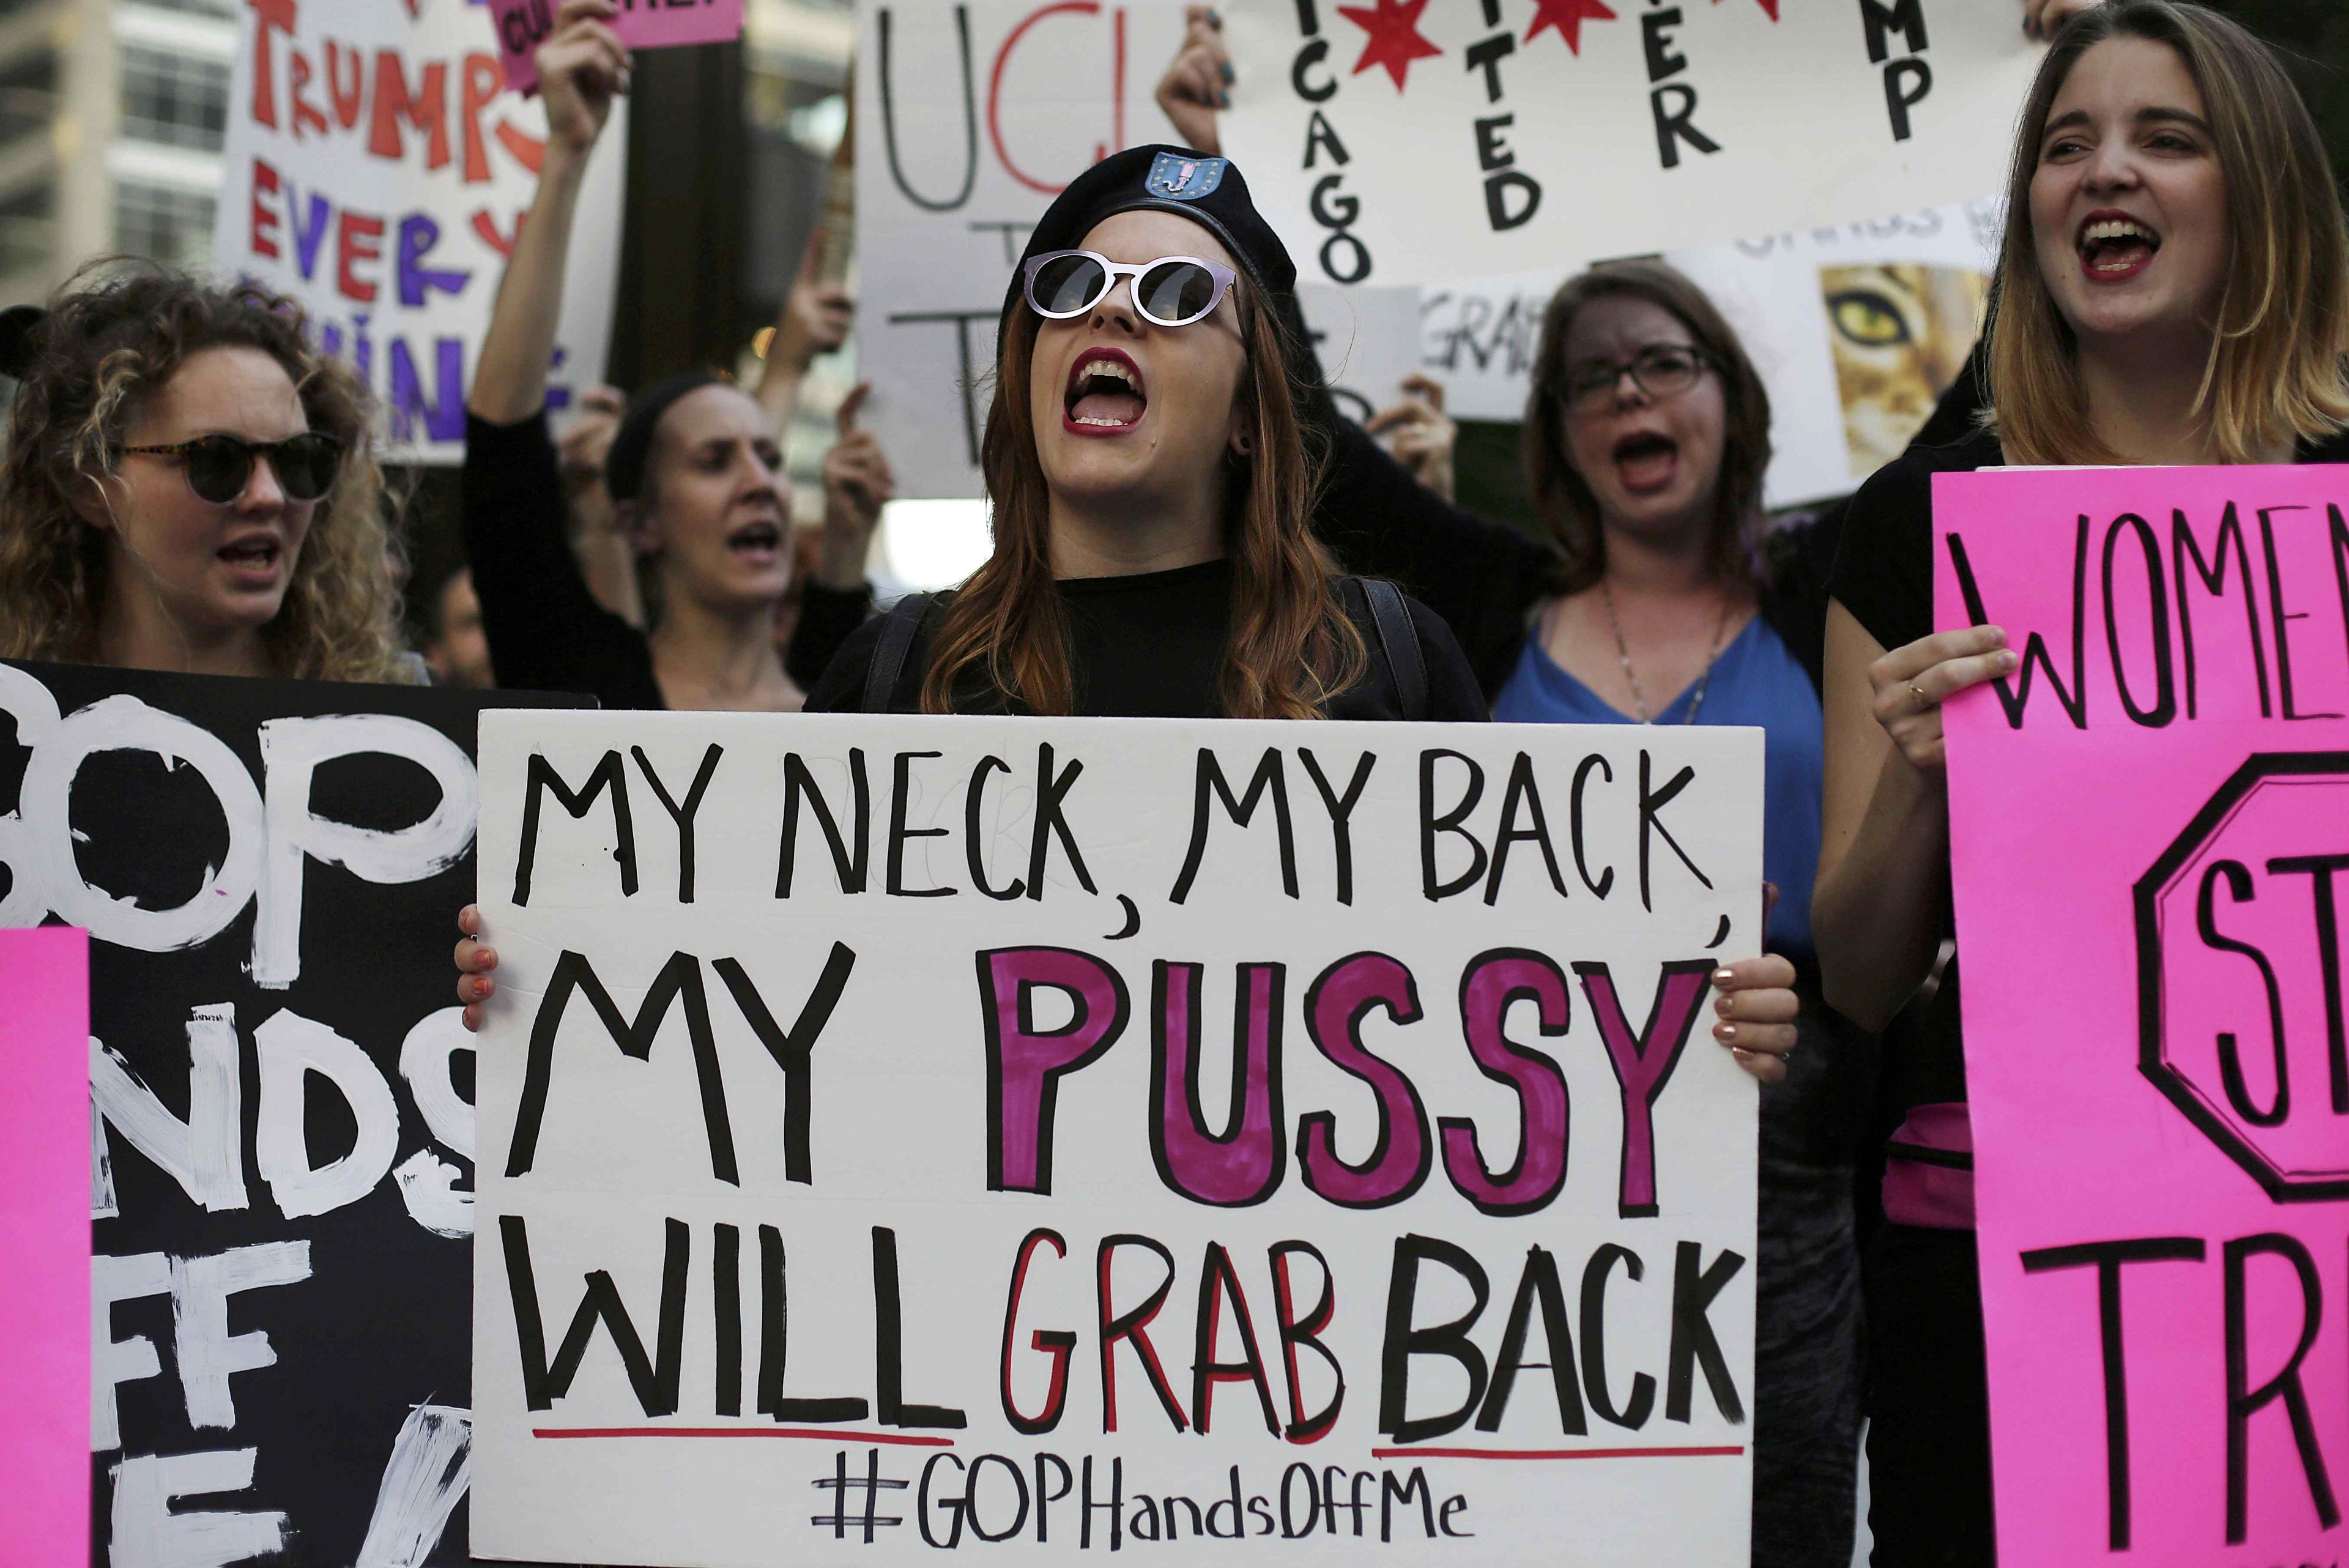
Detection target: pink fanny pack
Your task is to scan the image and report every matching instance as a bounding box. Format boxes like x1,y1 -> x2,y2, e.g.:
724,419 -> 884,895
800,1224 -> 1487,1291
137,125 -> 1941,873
1883,1102 -> 1974,1230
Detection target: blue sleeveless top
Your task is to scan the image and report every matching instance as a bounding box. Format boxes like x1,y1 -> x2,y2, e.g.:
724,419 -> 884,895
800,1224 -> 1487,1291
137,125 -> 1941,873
1493,615 -> 1824,957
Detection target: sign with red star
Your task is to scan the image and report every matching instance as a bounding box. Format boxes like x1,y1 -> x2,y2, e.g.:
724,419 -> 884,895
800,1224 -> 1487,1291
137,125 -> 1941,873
1337,0 -> 1445,91
1723,0 -> 1783,20
1523,0 -> 1617,54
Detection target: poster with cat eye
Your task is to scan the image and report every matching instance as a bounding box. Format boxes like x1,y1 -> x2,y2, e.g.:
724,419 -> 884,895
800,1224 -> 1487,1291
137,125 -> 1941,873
215,0 -> 625,464
1217,0 -> 2036,287
1416,199 -> 1996,506
1935,467 -> 2349,1567
0,660 -> 579,1566
470,711 -> 1764,1566
1664,198 -> 1998,506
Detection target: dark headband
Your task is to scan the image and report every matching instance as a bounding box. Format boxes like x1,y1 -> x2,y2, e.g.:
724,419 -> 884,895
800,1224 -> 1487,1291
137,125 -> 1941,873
604,371 -> 727,503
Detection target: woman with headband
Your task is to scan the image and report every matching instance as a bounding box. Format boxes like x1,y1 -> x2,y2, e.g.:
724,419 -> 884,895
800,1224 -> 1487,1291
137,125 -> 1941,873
461,0 -> 884,713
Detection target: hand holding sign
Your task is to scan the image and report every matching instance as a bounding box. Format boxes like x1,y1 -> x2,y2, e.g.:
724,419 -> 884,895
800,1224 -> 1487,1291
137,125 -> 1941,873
1364,372 -> 1458,502
1862,622 -> 2017,771
1155,6 -> 1233,155
533,0 -> 631,155
491,0 -> 744,95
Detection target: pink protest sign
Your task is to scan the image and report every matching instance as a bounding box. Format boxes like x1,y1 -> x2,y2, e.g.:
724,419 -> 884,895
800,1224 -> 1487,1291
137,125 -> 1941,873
0,926 -> 92,1561
1935,464 -> 2349,1564
488,0 -> 746,94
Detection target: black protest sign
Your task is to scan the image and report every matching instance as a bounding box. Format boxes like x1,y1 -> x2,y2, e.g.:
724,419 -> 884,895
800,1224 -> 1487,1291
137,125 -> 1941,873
0,660 -> 581,1567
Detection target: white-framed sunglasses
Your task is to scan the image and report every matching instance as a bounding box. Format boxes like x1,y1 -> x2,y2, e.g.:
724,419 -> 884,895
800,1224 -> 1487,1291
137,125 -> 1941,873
1020,250 -> 1238,328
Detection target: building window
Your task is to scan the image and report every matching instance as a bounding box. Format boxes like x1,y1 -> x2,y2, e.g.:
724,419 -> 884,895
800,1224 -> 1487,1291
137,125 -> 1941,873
120,45 -> 228,152
114,182 -> 213,269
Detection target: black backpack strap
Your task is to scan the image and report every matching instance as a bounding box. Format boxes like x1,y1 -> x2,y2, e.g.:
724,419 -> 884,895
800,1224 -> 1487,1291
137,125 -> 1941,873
861,592 -> 935,713
1360,578 -> 1427,722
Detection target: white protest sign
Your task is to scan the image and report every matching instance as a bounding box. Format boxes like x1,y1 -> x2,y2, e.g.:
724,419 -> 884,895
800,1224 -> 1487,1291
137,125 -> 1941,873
470,712 -> 1763,1566
1298,281 -> 1423,423
1418,267 -> 1573,422
1668,198 -> 1998,505
1218,0 -> 2035,287
1412,199 -> 1998,506
854,0 -> 1190,499
218,0 -> 625,464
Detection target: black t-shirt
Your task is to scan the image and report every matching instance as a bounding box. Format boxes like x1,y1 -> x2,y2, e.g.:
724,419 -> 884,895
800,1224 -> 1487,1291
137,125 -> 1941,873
461,411 -> 872,710
806,557 -> 1489,720
1827,423 -> 2349,1126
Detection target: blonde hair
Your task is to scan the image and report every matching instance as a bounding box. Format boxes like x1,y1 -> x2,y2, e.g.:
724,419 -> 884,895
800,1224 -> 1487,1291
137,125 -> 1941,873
1986,0 -> 2349,464
921,281 -> 1366,718
0,261 -> 416,682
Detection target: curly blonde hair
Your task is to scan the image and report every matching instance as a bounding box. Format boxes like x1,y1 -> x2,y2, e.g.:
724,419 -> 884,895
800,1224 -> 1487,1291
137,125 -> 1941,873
0,261 -> 415,682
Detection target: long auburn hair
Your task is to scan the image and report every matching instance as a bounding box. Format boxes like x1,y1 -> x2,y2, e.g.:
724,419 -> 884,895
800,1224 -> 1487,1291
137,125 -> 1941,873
1986,0 -> 2349,464
921,275 -> 1366,718
1521,261 -> 1773,595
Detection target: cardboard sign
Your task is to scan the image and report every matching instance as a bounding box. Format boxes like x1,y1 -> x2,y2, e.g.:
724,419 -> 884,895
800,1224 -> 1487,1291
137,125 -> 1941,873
217,0 -> 626,464
1417,267 -> 1570,423
1299,281 -> 1425,426
854,0 -> 1190,499
1218,0 -> 2036,287
470,712 -> 1764,1565
1936,467 -> 2349,1565
0,926 -> 91,1565
488,0 -> 747,94
0,661 -> 582,1566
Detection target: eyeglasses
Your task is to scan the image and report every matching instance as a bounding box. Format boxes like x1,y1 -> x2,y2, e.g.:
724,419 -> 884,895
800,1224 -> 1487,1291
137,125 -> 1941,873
1022,251 -> 1238,328
1562,344 -> 1713,412
119,432 -> 343,505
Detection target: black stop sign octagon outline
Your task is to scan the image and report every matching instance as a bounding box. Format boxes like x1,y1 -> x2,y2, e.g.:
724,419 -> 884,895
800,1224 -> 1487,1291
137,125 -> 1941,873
2134,749 -> 2349,1204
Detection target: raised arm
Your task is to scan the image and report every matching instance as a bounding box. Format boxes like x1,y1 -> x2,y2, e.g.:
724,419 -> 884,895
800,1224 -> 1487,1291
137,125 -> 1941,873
1154,6 -> 1230,155
1811,602 -> 2014,1030
756,232 -> 855,433
469,0 -> 631,423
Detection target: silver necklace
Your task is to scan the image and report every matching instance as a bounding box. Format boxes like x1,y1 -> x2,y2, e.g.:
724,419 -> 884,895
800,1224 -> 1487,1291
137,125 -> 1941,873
1599,579 -> 1734,724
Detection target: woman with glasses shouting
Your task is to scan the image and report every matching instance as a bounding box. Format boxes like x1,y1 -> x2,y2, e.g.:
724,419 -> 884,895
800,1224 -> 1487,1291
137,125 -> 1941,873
1329,261 -> 1858,1568
0,264 -> 414,682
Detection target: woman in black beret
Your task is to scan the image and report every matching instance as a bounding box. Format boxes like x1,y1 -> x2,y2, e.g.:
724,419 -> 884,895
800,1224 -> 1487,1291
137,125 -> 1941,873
802,143 -> 1486,724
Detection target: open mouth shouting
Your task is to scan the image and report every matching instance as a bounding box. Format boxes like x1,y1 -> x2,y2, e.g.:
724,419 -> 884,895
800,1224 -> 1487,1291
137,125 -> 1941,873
1064,347 -> 1148,436
725,516 -> 785,565
2078,209 -> 2161,283
1611,429 -> 1682,497
215,530 -> 286,588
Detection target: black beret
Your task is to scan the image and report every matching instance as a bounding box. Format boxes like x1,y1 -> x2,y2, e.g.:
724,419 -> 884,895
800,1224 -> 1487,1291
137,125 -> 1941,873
1003,146 -> 1297,325
604,371 -> 727,504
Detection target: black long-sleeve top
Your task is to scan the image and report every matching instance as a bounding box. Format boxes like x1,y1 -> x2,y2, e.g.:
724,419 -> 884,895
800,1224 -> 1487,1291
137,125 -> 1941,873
807,558 -> 1487,719
461,410 -> 872,710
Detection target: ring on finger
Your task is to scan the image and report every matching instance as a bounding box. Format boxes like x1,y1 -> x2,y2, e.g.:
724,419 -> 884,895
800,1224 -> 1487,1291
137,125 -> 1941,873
1909,682 -> 1934,711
